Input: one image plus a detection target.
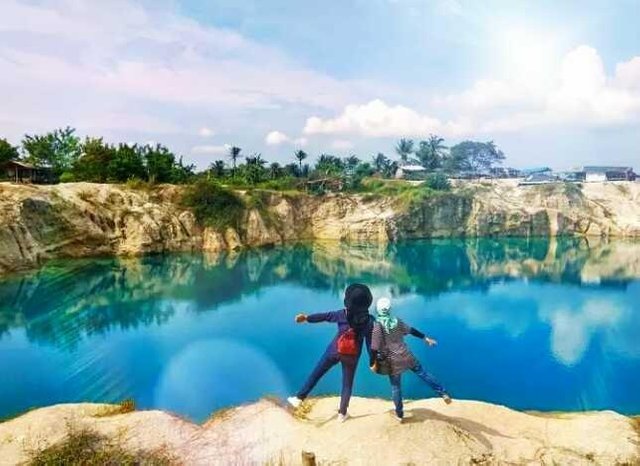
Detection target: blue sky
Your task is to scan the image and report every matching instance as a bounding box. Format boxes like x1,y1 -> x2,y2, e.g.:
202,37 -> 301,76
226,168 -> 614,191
1,0 -> 639,169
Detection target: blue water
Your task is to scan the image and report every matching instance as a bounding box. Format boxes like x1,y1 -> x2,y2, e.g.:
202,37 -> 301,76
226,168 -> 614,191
1,238 -> 640,422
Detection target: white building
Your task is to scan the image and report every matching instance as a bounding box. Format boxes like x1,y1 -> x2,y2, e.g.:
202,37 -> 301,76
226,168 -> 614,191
582,166 -> 636,182
395,164 -> 428,180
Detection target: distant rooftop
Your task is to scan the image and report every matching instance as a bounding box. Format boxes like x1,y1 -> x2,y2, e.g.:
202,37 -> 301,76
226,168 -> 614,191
582,166 -> 633,173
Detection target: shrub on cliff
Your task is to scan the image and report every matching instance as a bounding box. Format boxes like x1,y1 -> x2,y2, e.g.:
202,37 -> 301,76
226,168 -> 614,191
425,173 -> 451,191
182,179 -> 244,229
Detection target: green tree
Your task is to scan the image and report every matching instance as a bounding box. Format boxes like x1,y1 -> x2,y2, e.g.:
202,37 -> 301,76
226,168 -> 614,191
294,150 -> 308,175
395,138 -> 414,163
284,163 -> 299,177
143,144 -> 176,183
415,134 -> 446,170
107,144 -> 146,182
446,140 -> 505,172
344,155 -> 360,172
22,127 -> 80,178
315,154 -> 344,177
240,154 -> 267,185
73,138 -> 116,182
425,172 -> 451,191
269,162 -> 282,179
209,160 -> 225,178
0,138 -> 19,165
171,156 -> 195,184
228,146 -> 241,176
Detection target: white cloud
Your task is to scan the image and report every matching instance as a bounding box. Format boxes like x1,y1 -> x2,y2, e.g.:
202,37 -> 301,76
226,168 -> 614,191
0,0 -> 376,146
303,46 -> 640,139
265,130 -> 308,146
198,127 -> 215,138
304,99 -> 469,138
191,144 -> 230,155
265,130 -> 290,145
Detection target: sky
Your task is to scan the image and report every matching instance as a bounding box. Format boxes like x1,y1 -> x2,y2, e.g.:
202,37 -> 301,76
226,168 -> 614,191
1,0 -> 639,169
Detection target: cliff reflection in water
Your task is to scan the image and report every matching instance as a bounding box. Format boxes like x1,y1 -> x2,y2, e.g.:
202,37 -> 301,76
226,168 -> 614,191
1,237 -> 639,348
2,237 -> 640,419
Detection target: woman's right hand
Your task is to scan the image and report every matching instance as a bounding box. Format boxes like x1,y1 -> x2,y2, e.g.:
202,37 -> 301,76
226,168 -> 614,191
295,313 -> 308,323
370,361 -> 379,373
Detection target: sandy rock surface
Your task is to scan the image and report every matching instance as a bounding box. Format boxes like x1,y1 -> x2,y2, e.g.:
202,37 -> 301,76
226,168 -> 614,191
1,397 -> 638,465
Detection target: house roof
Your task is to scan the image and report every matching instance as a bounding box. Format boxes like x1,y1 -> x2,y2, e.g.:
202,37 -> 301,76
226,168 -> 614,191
521,167 -> 552,175
582,166 -> 633,173
525,173 -> 556,182
399,164 -> 427,172
2,160 -> 52,170
3,160 -> 35,169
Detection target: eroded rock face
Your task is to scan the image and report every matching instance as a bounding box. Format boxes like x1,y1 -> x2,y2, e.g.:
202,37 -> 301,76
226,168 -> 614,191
1,181 -> 640,276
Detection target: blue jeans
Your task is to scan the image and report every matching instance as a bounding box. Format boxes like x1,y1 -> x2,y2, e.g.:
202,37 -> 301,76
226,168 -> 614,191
296,352 -> 357,415
389,362 -> 447,418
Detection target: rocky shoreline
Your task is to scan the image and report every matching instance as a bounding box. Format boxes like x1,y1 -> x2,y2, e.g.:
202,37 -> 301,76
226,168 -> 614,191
1,397 -> 638,465
1,180 -> 640,277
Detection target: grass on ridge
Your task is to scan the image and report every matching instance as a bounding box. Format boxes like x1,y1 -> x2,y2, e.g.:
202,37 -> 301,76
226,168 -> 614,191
26,423 -> 176,466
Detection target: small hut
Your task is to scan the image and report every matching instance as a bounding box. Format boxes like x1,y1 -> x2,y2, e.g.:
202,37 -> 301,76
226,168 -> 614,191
1,160 -> 52,183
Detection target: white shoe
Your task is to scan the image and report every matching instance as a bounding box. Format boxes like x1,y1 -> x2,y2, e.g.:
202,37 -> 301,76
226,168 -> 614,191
287,396 -> 302,409
338,413 -> 349,423
394,414 -> 404,423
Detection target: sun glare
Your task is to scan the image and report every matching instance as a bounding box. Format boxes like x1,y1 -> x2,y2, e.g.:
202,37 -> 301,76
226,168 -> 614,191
497,27 -> 560,85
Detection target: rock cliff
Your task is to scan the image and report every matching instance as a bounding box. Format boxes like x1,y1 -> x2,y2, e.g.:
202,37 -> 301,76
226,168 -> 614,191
1,397 -> 638,465
1,180 -> 640,276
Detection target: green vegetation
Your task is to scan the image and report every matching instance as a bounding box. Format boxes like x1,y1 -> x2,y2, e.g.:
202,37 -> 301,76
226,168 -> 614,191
0,138 -> 19,166
181,179 -> 245,229
27,424 -> 175,466
2,127 -> 509,198
425,172 -> 451,191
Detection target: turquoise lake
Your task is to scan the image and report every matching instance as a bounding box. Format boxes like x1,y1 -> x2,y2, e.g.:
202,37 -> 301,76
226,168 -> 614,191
1,238 -> 640,422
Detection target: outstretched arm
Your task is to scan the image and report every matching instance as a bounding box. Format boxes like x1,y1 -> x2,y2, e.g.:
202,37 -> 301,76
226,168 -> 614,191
295,310 -> 340,324
403,321 -> 437,346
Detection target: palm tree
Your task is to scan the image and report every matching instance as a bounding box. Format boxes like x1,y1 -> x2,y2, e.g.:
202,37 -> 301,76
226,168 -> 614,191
209,160 -> 225,178
345,155 -> 360,169
246,153 -> 266,166
294,150 -> 308,175
228,146 -> 241,176
395,138 -> 414,164
372,152 -> 390,176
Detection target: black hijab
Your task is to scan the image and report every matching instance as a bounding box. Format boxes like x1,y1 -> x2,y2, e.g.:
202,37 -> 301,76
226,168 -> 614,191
343,283 -> 373,331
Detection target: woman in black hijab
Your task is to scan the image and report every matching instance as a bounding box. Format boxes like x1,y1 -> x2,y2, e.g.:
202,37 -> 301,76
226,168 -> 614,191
287,284 -> 374,422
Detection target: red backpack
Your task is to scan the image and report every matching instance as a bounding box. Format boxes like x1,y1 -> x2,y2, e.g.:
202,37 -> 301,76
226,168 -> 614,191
337,328 -> 359,356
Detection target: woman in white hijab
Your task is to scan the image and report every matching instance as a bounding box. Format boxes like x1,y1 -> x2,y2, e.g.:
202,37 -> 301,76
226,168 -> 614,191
370,297 -> 452,422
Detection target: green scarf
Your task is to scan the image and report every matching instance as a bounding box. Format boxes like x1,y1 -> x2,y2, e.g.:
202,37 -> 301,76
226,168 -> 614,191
376,307 -> 398,333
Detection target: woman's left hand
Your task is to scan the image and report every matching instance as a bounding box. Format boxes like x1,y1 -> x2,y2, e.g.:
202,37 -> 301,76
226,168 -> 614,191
424,337 -> 438,347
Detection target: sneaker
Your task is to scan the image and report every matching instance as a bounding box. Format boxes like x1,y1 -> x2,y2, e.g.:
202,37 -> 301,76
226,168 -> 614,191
442,394 -> 453,405
287,396 -> 302,409
394,414 -> 404,423
338,413 -> 349,423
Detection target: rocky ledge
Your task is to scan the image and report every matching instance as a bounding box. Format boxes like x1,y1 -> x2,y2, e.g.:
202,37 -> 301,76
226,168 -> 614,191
1,397 -> 638,465
2,180 -> 640,276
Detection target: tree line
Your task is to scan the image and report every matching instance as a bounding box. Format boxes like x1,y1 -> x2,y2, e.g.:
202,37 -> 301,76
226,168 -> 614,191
0,128 -> 506,189
394,135 -> 505,172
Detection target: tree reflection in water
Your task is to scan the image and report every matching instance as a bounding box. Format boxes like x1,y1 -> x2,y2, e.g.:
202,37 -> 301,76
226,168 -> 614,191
1,237 -> 639,348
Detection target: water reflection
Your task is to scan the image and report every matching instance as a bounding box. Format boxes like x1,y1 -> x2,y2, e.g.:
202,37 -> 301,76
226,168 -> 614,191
1,238 -> 640,417
1,238 -> 640,348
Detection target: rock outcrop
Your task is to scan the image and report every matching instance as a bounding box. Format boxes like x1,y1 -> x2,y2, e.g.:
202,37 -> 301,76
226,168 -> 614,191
2,180 -> 640,276
1,397 -> 638,465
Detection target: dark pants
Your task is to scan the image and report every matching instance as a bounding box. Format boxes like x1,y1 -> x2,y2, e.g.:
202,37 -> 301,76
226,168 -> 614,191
296,352 -> 358,415
389,362 -> 447,418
